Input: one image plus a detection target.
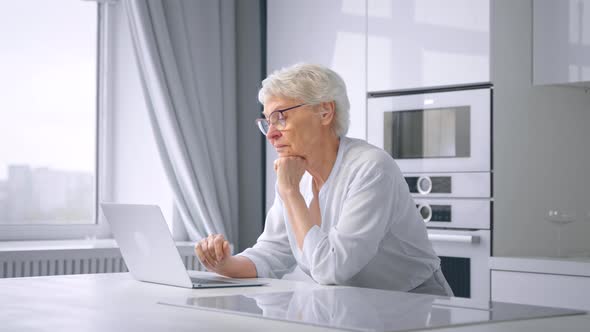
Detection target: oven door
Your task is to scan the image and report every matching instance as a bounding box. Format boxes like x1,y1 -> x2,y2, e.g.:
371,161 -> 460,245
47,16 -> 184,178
367,88 -> 491,173
428,229 -> 490,302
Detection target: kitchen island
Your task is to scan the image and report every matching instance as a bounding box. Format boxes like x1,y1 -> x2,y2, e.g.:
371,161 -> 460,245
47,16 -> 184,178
0,272 -> 587,331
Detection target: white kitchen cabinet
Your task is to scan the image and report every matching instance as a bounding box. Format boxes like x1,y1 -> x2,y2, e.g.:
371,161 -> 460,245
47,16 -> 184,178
265,0 -> 367,210
490,257 -> 590,310
533,0 -> 590,87
367,0 -> 490,91
266,0 -> 367,140
492,270 -> 590,310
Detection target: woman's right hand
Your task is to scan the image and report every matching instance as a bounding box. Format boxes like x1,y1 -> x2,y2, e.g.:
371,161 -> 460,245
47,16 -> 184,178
194,234 -> 231,272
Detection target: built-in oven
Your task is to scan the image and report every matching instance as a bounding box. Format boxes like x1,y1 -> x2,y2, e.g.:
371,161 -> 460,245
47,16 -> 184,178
367,84 -> 493,302
414,194 -> 492,301
427,229 -> 490,301
367,84 -> 491,174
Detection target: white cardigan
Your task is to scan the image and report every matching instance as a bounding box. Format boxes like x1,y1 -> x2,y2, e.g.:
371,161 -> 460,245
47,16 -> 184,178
238,136 -> 440,291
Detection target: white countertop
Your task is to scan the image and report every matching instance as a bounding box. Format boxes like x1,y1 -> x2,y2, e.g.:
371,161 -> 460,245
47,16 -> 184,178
490,256 -> 590,277
0,273 -> 588,332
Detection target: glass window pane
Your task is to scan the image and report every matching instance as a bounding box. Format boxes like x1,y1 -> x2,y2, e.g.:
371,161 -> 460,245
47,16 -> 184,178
0,0 -> 98,225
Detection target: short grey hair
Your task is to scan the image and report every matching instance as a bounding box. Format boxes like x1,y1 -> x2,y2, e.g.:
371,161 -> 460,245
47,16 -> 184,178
258,63 -> 350,137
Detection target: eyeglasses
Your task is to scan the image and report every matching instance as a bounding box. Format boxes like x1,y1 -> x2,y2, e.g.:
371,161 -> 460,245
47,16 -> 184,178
255,103 -> 309,135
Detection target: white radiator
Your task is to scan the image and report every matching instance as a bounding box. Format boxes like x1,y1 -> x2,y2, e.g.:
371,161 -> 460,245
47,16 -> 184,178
0,241 -> 201,278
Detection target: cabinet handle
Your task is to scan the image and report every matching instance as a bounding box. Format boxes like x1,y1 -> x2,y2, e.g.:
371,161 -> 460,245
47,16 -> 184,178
428,234 -> 480,244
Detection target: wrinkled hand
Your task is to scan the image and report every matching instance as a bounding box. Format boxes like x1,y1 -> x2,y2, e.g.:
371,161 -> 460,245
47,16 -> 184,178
274,156 -> 306,198
194,234 -> 231,272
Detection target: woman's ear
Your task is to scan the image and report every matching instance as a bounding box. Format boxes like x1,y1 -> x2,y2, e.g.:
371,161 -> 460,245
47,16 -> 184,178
320,101 -> 336,125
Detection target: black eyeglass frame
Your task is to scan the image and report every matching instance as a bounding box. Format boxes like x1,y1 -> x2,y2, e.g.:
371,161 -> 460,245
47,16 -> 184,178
255,103 -> 309,135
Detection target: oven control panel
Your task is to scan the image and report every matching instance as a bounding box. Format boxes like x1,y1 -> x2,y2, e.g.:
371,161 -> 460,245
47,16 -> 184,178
416,204 -> 452,222
407,176 -> 451,195
404,172 -> 491,198
413,198 -> 491,230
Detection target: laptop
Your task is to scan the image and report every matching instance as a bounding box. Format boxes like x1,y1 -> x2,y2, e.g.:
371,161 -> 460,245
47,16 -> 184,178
100,203 -> 266,289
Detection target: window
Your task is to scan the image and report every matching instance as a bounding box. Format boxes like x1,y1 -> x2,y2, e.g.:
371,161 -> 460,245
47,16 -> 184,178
0,0 -> 107,239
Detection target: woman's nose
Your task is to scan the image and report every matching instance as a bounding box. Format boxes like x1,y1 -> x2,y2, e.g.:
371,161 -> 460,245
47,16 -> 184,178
266,124 -> 282,140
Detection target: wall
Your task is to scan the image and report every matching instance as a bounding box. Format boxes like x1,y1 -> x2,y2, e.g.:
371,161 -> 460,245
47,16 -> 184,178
492,0 -> 590,257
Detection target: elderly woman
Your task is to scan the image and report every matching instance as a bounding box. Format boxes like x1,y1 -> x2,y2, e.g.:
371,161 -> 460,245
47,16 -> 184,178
195,63 -> 453,296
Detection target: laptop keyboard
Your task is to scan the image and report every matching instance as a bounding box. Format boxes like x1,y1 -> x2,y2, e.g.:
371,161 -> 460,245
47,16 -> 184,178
190,277 -> 235,285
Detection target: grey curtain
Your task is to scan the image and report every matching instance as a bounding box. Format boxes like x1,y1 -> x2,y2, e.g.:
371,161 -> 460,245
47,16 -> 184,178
124,0 -> 238,245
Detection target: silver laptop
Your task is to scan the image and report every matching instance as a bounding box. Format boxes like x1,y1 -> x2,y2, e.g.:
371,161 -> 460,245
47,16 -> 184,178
101,203 -> 266,289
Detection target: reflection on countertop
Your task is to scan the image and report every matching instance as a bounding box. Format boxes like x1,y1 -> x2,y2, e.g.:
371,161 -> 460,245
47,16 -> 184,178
162,287 -> 584,332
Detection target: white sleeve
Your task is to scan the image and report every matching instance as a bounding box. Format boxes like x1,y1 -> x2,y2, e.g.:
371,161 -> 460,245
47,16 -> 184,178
300,171 -> 396,285
237,190 -> 296,279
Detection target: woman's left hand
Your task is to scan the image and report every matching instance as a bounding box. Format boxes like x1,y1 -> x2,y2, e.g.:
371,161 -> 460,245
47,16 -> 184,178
275,156 -> 307,198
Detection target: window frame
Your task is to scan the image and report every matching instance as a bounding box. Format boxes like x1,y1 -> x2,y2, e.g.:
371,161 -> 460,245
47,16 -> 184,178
0,3 -> 112,241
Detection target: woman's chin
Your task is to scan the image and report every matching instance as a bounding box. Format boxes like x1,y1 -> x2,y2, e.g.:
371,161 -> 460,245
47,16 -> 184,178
277,151 -> 290,157
275,147 -> 290,156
